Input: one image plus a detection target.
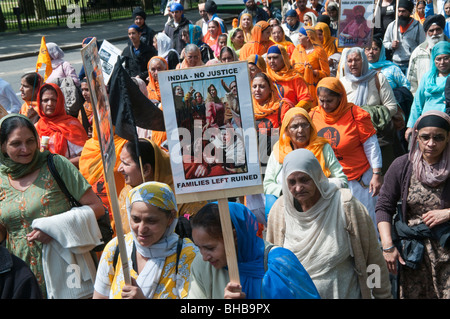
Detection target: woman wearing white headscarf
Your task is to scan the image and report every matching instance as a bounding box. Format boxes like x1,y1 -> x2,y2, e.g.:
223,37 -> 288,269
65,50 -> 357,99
154,32 -> 180,69
45,42 -> 80,86
93,182 -> 198,299
266,148 -> 392,299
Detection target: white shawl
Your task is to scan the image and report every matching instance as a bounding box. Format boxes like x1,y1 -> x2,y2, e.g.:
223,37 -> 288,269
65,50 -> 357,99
281,149 -> 351,278
32,205 -> 102,299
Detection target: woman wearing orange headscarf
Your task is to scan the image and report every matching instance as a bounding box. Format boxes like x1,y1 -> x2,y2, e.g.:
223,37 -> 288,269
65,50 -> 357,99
309,77 -> 382,227
264,106 -> 347,197
203,20 -> 222,48
291,27 -> 330,105
147,56 -> 168,102
238,13 -> 253,42
35,83 -> 88,168
265,44 -> 313,110
239,21 -> 274,61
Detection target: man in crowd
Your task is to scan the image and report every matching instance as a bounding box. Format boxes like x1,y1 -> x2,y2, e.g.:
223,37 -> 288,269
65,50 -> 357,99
383,0 -> 425,75
238,0 -> 269,25
132,7 -> 156,50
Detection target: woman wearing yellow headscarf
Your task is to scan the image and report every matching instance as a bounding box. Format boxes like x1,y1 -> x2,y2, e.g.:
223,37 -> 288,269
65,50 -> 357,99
239,21 -> 274,61
238,13 -> 253,42
264,107 -> 347,197
93,181 -> 198,299
291,26 -> 330,105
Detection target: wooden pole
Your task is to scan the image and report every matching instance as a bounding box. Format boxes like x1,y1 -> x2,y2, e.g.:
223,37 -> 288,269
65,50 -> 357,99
217,198 -> 240,285
394,0 -> 399,41
139,156 -> 146,184
373,0 -> 381,28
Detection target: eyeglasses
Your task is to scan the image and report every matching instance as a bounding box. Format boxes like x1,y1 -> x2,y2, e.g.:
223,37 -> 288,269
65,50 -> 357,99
288,122 -> 310,131
418,134 -> 447,142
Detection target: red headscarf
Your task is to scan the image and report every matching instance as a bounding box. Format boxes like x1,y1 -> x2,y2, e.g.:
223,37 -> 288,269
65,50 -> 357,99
35,83 -> 88,156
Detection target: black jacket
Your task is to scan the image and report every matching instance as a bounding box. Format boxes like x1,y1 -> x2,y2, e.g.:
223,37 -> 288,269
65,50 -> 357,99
163,17 -> 191,55
0,246 -> 42,299
121,41 -> 156,83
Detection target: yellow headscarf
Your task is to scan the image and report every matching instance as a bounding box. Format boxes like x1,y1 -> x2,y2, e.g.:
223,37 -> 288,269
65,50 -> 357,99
315,22 -> 337,57
273,107 -> 330,178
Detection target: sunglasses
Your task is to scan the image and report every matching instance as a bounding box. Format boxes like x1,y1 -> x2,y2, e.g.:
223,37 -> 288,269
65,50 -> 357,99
418,134 -> 447,142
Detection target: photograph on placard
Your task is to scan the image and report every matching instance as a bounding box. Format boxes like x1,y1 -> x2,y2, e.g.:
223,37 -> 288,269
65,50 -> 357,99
338,0 -> 374,48
159,61 -> 263,199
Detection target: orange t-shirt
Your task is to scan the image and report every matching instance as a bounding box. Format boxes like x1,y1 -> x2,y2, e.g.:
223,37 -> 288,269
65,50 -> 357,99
309,105 -> 376,181
271,76 -> 313,111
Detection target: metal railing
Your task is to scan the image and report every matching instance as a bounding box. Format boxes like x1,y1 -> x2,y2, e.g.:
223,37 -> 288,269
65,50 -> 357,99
0,0 -> 159,32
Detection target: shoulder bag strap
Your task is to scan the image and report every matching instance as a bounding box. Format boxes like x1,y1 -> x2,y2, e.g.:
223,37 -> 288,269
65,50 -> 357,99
47,153 -> 81,207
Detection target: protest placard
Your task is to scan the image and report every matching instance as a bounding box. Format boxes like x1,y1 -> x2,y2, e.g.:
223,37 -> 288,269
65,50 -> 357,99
98,40 -> 122,85
81,38 -> 130,284
159,61 -> 264,204
338,0 -> 375,48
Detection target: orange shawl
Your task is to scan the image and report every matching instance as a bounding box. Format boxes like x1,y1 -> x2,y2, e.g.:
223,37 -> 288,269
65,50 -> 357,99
314,77 -> 354,125
252,73 -> 285,124
291,27 -> 330,105
146,56 -> 168,101
203,23 -> 223,48
266,44 -> 302,83
35,83 -> 88,156
239,21 -> 274,61
273,107 -> 330,177
315,22 -> 338,57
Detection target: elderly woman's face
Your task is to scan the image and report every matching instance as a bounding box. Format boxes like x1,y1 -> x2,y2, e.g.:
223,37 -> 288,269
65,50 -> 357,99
185,50 -> 200,66
192,226 -> 227,269
286,114 -> 311,149
287,171 -> 320,207
2,126 -> 37,165
130,202 -> 174,247
149,59 -> 166,81
417,126 -> 449,164
347,51 -> 363,76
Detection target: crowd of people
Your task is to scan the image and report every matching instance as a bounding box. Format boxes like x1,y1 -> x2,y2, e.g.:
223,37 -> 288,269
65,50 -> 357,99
0,0 -> 450,300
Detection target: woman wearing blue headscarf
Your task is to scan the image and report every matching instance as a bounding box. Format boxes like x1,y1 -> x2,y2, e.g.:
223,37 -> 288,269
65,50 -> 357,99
406,41 -> 450,140
188,201 -> 320,299
180,24 -> 215,64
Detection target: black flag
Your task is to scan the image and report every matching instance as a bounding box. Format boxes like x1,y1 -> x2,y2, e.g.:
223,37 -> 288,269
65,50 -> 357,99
108,57 -> 165,142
